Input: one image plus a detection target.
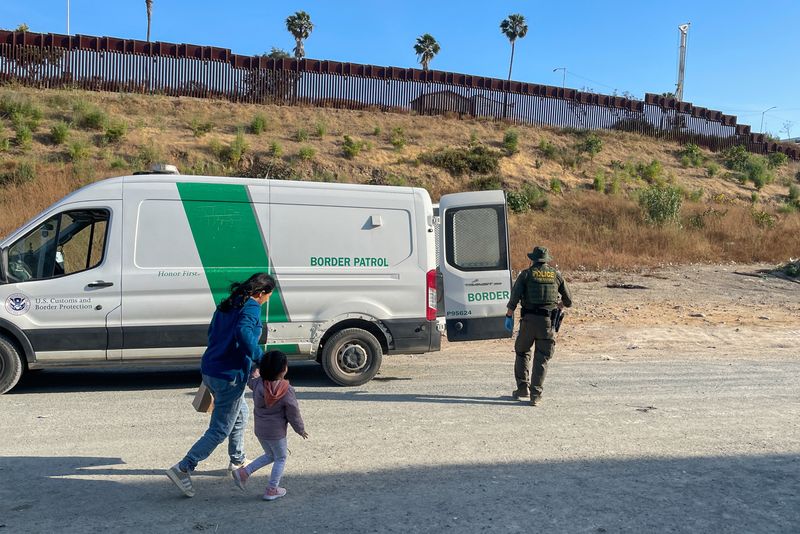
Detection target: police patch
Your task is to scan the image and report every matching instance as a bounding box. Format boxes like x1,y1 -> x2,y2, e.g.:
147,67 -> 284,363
5,293 -> 30,316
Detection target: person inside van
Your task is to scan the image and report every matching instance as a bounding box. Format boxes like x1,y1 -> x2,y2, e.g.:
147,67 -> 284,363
166,272 -> 276,498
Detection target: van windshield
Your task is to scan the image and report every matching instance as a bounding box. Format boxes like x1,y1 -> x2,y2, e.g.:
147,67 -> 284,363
7,209 -> 109,282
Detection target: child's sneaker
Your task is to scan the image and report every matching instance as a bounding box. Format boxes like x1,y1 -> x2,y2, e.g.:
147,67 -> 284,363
231,467 -> 249,491
262,486 -> 287,501
165,464 -> 195,497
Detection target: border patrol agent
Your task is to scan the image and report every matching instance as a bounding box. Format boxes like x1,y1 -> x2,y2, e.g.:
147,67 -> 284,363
505,246 -> 572,406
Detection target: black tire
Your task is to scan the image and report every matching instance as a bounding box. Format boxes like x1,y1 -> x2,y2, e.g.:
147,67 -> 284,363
320,328 -> 383,386
0,334 -> 24,395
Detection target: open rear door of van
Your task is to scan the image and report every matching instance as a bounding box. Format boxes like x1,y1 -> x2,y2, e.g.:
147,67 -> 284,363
438,190 -> 512,342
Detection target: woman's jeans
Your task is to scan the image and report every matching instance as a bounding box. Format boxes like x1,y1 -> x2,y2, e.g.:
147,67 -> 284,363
179,374 -> 249,472
245,437 -> 288,488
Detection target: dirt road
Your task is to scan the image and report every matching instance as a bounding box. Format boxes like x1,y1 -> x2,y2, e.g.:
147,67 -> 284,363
0,265 -> 798,533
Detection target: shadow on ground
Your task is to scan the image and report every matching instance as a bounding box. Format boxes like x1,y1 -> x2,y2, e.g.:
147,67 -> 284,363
0,454 -> 797,533
11,361 -> 339,394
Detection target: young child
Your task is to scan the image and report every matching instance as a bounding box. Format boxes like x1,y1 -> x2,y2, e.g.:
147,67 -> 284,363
232,350 -> 308,501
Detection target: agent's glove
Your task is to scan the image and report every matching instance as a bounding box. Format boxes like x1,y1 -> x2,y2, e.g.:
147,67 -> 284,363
504,316 -> 513,332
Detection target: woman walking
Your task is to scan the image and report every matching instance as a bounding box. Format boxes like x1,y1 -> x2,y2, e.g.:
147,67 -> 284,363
166,272 -> 276,497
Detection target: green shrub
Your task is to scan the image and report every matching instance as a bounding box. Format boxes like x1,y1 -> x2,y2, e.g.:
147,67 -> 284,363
295,129 -> 309,142
419,145 -> 502,176
471,176 -> 502,191
79,108 -> 107,130
705,162 -> 720,177
0,162 -> 36,186
373,126 -> 382,136
137,144 -> 160,167
789,184 -> 799,202
750,209 -> 775,228
50,121 -> 70,145
190,117 -> 214,137
390,127 -> 406,150
607,175 -> 621,195
796,170 -> 800,183
0,137 -> 9,152
744,158 -> 773,190
688,188 -> 704,202
722,145 -> 750,171
777,202 -> 798,214
14,125 -> 32,150
678,143 -> 704,167
506,190 -> 529,213
469,130 -> 479,147
250,114 -> 267,135
580,133 -> 603,158
593,171 -> 605,192
767,152 -> 788,169
342,135 -> 365,159
314,121 -> 327,138
502,129 -> 519,155
297,146 -> 316,161
67,141 -> 90,161
637,160 -> 663,184
268,141 -> 283,159
638,185 -> 683,226
538,139 -> 556,159
104,120 -> 127,143
109,157 -> 128,170
0,96 -> 42,130
221,130 -> 248,166
750,192 -> 759,204
550,178 -> 562,194
521,183 -> 549,211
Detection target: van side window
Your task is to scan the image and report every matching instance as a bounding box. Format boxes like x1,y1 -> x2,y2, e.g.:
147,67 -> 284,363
445,206 -> 508,271
7,209 -> 110,282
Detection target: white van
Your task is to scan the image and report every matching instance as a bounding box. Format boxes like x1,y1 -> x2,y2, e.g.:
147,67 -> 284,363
0,174 -> 512,393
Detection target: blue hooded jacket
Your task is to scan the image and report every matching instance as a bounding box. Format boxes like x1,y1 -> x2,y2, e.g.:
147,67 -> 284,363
200,298 -> 264,382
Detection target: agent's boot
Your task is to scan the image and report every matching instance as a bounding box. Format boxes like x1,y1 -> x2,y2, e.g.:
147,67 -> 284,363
512,385 -> 530,400
530,395 -> 542,406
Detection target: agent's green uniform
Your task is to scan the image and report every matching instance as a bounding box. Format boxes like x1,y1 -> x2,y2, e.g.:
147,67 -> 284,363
506,246 -> 572,404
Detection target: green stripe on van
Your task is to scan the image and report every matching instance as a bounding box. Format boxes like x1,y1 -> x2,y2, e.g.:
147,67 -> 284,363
266,343 -> 300,355
176,182 -> 289,324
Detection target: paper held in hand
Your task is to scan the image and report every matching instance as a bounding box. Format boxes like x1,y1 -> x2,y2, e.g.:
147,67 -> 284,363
192,383 -> 214,413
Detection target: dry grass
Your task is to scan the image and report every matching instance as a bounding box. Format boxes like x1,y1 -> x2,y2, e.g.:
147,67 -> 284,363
1,85 -> 799,270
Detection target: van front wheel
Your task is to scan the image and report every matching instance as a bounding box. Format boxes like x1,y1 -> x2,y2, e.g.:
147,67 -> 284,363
0,335 -> 24,395
321,328 -> 383,386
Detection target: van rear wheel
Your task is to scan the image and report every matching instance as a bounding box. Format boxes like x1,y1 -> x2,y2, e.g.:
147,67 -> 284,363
321,328 -> 383,386
0,335 -> 24,395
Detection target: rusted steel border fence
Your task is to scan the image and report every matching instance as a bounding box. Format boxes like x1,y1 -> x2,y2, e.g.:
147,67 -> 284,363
1,30 -> 796,159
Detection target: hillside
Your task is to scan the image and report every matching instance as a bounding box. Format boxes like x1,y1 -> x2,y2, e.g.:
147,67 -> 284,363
1,85 -> 798,270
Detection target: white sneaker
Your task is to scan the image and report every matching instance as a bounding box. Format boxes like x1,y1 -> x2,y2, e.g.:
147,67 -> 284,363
166,464 -> 195,497
227,457 -> 247,473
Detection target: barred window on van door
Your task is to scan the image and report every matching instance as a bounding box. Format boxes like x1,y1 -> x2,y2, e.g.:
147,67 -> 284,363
446,206 -> 507,271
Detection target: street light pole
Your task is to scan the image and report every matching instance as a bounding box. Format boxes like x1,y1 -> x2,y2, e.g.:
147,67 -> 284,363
553,67 -> 566,89
67,0 -> 70,35
760,106 -> 776,133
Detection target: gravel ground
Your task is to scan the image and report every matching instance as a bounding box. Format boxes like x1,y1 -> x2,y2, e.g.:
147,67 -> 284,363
0,264 -> 798,533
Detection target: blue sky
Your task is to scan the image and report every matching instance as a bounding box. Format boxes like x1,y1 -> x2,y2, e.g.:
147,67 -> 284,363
3,1 -> 799,137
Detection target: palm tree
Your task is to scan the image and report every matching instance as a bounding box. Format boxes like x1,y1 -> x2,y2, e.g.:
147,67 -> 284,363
500,13 -> 528,118
414,34 -> 440,71
145,0 -> 153,42
285,11 -> 313,59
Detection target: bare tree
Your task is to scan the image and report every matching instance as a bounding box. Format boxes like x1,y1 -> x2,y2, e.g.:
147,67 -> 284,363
782,121 -> 794,140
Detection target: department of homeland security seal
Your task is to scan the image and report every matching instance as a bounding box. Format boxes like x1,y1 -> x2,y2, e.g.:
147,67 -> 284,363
5,293 -> 30,316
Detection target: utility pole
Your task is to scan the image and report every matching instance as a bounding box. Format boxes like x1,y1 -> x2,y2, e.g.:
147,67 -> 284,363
761,106 -> 776,133
675,23 -> 690,101
67,0 -> 70,35
553,67 -> 566,89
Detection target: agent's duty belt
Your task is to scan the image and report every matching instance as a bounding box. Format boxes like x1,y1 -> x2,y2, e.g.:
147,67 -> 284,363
521,307 -> 551,317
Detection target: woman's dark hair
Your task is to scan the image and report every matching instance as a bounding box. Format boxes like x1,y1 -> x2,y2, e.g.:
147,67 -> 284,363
259,350 -> 288,381
218,272 -> 276,312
